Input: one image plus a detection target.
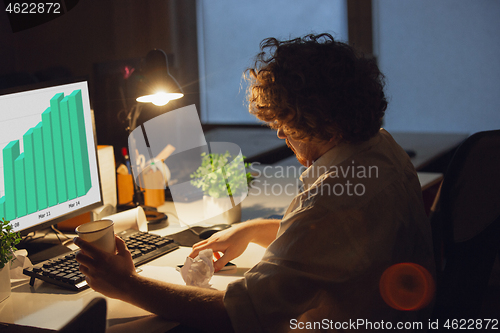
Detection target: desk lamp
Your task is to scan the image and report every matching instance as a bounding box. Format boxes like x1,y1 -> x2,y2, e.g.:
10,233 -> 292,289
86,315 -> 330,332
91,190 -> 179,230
136,49 -> 184,106
126,49 -> 184,133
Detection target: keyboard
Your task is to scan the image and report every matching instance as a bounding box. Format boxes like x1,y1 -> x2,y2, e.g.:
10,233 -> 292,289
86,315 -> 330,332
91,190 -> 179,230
23,229 -> 179,291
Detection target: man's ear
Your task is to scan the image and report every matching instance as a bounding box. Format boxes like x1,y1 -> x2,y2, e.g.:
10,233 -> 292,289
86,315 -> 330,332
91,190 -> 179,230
328,137 -> 337,144
328,133 -> 342,144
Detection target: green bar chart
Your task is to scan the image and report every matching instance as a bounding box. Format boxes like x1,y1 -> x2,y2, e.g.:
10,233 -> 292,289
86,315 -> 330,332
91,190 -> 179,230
0,90 -> 92,220
33,123 -> 48,211
3,140 -> 19,220
50,93 -> 68,203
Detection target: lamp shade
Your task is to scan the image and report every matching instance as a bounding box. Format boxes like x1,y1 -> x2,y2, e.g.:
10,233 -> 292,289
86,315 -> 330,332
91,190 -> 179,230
136,49 -> 184,106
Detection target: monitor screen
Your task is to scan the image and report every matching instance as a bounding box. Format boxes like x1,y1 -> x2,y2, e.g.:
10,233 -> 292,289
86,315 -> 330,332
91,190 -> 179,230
0,80 -> 102,235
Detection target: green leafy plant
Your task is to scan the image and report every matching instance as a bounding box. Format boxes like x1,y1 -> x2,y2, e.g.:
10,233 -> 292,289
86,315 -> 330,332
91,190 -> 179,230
190,151 -> 252,198
0,218 -> 21,269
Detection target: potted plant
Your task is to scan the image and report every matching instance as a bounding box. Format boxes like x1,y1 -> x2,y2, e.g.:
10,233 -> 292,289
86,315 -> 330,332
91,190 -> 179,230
190,151 -> 252,224
1,218 -> 21,303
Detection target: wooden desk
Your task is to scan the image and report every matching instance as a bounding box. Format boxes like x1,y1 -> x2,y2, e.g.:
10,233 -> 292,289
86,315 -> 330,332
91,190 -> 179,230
2,244 -> 266,332
204,127 -> 468,171
1,169 -> 443,331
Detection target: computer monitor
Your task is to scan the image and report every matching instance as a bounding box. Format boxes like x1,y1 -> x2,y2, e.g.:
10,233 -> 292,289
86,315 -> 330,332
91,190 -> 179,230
0,80 -> 103,236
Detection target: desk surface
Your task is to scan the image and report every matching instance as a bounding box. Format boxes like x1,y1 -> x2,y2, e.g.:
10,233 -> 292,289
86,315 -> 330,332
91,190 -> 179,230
3,235 -> 266,332
2,177 -> 288,332
3,246 -> 266,332
390,131 -> 469,170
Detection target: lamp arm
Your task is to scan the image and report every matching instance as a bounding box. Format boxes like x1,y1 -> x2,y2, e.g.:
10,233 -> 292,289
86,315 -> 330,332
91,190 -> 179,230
128,104 -> 144,133
165,52 -> 184,95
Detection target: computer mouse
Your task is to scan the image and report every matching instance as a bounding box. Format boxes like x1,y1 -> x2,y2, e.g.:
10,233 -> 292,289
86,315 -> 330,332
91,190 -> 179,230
199,224 -> 231,240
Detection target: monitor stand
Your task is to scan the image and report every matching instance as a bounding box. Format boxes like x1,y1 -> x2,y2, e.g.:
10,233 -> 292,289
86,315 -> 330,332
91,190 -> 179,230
18,237 -> 73,265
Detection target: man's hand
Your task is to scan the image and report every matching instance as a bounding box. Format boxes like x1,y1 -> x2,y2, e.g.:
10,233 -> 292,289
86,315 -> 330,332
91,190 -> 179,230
190,219 -> 281,272
74,235 -> 137,299
190,223 -> 253,272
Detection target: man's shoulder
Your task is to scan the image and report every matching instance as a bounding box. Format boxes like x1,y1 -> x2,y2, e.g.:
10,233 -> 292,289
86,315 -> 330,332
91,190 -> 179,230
303,130 -> 419,210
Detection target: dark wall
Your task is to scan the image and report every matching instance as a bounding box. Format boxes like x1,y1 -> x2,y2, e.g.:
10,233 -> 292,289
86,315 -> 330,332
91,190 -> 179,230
0,0 -> 200,161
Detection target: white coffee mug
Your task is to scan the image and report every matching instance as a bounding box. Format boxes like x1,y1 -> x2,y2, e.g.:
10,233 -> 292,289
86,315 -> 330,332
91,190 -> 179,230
76,219 -> 116,254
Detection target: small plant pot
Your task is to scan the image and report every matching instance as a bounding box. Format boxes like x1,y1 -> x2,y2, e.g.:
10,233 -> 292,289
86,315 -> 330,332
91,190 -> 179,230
0,262 -> 11,303
203,195 -> 242,224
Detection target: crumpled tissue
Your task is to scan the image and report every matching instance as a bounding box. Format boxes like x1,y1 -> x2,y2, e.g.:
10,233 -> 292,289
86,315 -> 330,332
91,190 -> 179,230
179,249 -> 214,288
10,249 -> 33,279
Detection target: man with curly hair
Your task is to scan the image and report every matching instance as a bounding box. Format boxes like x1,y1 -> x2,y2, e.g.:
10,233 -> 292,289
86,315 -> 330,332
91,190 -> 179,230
75,34 -> 434,332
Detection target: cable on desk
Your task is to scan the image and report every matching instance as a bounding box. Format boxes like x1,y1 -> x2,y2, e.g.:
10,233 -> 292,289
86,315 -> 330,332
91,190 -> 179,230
19,226 -> 73,248
162,209 -> 200,237
50,225 -> 74,246
19,229 -> 51,244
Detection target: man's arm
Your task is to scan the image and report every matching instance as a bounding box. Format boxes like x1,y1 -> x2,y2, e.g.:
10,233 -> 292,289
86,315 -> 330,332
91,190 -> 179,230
190,218 -> 280,271
121,275 -> 233,332
75,236 -> 234,333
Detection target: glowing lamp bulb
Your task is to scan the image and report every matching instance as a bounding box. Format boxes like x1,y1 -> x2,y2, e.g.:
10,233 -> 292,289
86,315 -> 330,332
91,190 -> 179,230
151,92 -> 170,106
136,92 -> 184,106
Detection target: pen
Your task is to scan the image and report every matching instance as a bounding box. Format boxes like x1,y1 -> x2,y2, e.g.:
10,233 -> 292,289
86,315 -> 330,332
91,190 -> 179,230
122,147 -> 132,175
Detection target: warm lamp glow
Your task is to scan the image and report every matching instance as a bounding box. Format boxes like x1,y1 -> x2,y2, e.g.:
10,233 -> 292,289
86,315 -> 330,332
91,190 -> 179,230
134,49 -> 184,107
136,92 -> 184,106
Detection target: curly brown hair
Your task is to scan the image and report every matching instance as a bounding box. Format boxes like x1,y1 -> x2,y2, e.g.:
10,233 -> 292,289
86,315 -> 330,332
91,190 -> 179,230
246,33 -> 387,144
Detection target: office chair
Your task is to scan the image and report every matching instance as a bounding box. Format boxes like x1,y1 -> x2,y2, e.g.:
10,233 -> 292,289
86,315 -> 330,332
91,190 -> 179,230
430,130 -> 500,320
58,297 -> 107,333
